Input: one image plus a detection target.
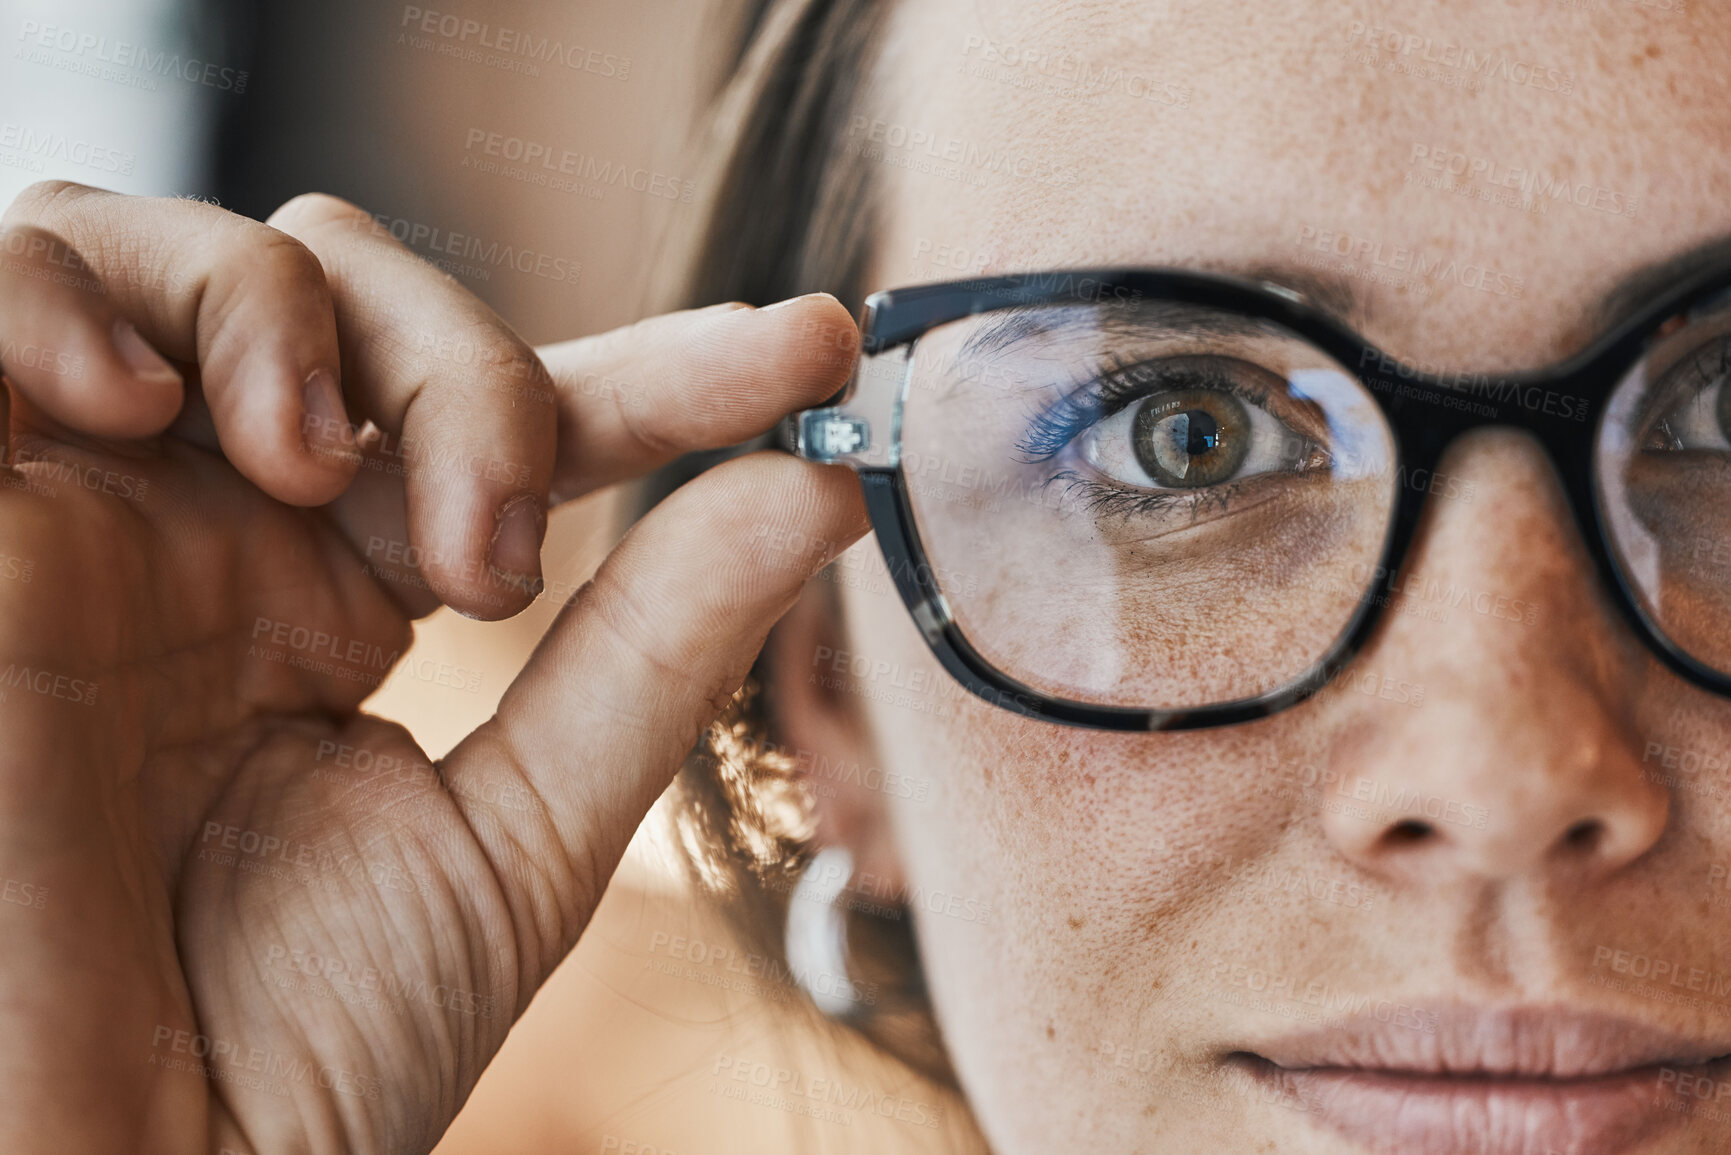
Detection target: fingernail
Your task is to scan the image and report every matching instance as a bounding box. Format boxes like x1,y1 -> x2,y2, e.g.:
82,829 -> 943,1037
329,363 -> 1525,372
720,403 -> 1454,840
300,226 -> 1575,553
760,292 -> 835,313
111,317 -> 181,386
301,368 -> 354,459
489,494 -> 546,596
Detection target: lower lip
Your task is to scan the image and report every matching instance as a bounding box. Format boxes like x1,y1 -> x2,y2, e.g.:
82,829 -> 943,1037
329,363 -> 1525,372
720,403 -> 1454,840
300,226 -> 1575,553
1234,1054 -> 1725,1154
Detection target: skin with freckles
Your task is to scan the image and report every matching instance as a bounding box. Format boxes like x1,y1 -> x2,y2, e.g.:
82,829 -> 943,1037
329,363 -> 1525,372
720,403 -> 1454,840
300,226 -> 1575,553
770,3 -> 1731,1151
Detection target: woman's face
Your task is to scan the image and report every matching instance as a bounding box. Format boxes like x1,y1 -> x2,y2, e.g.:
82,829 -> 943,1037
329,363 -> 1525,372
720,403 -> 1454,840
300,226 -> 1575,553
783,3 -> 1731,1152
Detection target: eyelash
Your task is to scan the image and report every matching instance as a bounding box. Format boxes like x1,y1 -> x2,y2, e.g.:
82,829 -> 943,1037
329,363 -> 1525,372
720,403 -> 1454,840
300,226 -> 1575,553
1040,469 -> 1242,519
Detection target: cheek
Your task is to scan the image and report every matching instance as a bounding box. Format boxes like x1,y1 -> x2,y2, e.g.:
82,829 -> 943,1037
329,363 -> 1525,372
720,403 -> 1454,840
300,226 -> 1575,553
837,549 -> 1327,1076
840,539 -> 1320,917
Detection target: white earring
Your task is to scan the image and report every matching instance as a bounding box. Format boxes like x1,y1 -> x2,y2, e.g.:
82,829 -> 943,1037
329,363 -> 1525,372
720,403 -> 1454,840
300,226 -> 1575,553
785,844 -> 864,1019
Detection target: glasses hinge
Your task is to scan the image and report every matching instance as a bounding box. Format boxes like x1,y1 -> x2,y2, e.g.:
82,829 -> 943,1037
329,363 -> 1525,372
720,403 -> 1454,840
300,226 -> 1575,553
911,594 -> 952,643
793,409 -> 871,463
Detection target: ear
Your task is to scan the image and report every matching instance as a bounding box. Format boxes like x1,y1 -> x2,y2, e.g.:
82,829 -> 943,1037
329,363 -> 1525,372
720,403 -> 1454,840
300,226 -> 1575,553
762,571 -> 909,898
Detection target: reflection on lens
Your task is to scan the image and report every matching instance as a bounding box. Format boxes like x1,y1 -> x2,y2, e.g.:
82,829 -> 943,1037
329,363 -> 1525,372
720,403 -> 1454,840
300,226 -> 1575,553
900,300 -> 1398,710
1131,384 -> 1250,487
1598,312 -> 1731,674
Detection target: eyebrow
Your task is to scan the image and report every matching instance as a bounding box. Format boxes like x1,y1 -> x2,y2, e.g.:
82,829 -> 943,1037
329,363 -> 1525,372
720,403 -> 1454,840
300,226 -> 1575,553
1246,233 -> 1731,336
960,300 -> 1274,363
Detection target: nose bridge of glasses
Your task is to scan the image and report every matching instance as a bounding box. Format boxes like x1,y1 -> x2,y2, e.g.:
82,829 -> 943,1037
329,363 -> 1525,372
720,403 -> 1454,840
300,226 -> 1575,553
1327,349 -> 1615,649
1355,345 -> 1608,461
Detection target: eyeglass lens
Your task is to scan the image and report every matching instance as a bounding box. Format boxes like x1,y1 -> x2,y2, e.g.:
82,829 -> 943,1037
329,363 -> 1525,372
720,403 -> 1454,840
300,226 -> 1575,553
898,296 -> 1731,710
1597,294 -> 1731,674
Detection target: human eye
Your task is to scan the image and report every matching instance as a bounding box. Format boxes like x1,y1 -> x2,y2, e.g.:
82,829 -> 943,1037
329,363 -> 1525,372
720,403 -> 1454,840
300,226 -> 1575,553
1638,336 -> 1731,455
1017,353 -> 1334,519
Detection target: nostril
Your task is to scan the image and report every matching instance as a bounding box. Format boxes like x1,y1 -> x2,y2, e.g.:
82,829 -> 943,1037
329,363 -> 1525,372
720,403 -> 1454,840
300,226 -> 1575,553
1384,819 -> 1434,846
1563,819 -> 1604,853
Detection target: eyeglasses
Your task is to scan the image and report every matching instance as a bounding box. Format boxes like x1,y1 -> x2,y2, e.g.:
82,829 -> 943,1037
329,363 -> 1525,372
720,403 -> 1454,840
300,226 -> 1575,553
783,266 -> 1731,732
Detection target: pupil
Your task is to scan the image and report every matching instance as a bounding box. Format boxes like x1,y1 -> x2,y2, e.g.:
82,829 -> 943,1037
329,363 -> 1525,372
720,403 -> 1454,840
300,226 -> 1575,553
1182,410 -> 1220,457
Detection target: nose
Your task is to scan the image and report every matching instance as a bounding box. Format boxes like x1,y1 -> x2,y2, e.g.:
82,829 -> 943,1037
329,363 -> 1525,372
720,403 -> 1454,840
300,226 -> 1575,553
1318,429 -> 1670,886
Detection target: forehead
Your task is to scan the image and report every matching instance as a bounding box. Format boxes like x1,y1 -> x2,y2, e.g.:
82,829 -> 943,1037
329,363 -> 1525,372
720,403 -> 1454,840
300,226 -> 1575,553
860,0 -> 1731,370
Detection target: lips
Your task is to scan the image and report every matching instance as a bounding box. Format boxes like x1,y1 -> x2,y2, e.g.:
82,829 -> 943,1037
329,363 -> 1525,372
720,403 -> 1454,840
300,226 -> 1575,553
1231,1006 -> 1731,1154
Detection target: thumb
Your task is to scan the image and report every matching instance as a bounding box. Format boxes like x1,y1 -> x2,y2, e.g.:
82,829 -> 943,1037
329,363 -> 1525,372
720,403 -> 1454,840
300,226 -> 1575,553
438,451 -> 868,998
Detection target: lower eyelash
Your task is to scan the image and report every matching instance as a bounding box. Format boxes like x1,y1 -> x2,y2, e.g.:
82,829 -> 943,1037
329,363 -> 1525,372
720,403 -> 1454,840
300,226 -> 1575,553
1039,469 -> 1240,521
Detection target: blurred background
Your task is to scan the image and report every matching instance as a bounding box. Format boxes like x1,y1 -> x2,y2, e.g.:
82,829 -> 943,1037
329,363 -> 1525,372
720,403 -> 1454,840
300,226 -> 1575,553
0,0 -> 968,1149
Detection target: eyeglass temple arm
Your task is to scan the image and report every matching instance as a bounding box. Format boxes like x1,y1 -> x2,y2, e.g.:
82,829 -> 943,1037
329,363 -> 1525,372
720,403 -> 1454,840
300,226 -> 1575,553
780,344 -> 910,470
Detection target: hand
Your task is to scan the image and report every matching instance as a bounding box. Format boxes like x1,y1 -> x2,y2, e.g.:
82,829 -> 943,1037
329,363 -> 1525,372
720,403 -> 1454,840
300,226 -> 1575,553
0,182 -> 867,1154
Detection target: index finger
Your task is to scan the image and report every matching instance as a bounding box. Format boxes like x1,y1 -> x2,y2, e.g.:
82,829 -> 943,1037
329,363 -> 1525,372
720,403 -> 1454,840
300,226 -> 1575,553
535,292 -> 859,502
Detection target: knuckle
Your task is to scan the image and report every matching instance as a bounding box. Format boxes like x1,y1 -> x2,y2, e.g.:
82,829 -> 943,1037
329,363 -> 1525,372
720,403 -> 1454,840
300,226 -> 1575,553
409,319 -> 557,411
612,379 -> 677,458
461,326 -> 533,372
2,180 -> 96,229
246,227 -> 331,296
197,226 -> 334,350
267,191 -> 372,237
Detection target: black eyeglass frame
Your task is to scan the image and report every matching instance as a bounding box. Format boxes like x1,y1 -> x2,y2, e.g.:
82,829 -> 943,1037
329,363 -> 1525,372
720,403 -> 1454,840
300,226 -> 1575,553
784,265 -> 1731,732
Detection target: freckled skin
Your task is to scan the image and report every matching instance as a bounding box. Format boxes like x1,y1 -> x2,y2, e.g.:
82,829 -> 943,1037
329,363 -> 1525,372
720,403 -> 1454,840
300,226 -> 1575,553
774,3 -> 1731,1152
